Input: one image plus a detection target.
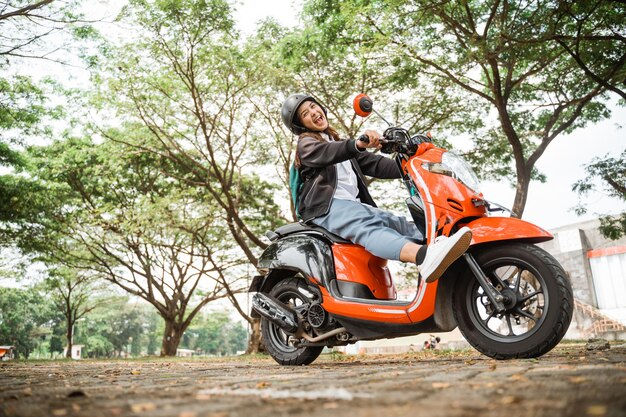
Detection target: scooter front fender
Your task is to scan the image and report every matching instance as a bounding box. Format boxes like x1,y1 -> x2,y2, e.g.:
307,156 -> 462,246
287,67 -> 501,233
465,217 -> 553,245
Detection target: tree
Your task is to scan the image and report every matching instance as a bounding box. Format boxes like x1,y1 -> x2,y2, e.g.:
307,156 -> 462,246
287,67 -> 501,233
88,0 -> 286,353
0,0 -> 83,180
573,149 -> 626,239
43,266 -> 110,358
0,286 -> 52,358
74,299 -> 166,358
238,6 -> 474,220
48,327 -> 65,358
181,311 -> 247,356
95,0 -> 283,263
0,1 -> 84,61
0,0 -> 86,253
306,0 -> 626,216
21,136 -> 242,356
549,1 -> 626,101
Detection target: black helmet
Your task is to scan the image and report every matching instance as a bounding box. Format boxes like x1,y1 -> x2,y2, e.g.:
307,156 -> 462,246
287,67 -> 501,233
281,93 -> 327,135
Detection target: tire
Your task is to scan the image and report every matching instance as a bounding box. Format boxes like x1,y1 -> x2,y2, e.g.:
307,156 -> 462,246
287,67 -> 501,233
453,243 -> 573,359
261,278 -> 323,366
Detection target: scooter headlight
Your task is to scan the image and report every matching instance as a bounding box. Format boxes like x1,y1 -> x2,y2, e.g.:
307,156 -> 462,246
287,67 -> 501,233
423,152 -> 481,193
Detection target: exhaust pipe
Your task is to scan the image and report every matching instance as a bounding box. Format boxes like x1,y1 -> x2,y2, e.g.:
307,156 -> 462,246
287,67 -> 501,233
251,293 -> 299,334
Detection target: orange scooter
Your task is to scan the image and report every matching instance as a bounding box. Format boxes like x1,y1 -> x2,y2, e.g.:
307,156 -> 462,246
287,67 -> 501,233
249,95 -> 573,365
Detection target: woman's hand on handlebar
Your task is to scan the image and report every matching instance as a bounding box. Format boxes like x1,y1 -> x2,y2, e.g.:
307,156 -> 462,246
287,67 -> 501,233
356,130 -> 383,150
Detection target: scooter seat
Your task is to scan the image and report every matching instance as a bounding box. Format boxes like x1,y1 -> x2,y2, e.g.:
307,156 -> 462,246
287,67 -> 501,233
267,222 -> 352,244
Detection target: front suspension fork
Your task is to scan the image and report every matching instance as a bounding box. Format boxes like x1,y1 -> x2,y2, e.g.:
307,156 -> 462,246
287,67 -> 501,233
463,253 -> 506,313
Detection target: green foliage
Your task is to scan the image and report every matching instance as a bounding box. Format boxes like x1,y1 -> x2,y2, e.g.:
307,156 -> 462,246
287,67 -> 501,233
4,0 -> 625,360
181,311 -> 247,356
0,1 -> 85,61
11,128 -> 259,355
0,0 -> 79,247
573,149 -> 626,239
59,297 -> 160,358
49,333 -> 65,356
0,286 -> 53,358
0,76 -> 58,236
94,0 -> 285,236
77,300 -> 146,357
302,0 -> 625,215
0,76 -> 46,133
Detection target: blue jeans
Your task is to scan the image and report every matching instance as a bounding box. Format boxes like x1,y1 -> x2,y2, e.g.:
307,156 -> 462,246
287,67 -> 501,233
311,198 -> 424,260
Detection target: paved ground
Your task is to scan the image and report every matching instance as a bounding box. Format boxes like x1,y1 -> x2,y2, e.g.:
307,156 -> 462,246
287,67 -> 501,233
1,344 -> 625,417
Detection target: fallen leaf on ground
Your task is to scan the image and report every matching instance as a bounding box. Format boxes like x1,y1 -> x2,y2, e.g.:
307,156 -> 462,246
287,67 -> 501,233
500,395 -> 520,404
130,403 -> 156,413
586,405 -> 608,416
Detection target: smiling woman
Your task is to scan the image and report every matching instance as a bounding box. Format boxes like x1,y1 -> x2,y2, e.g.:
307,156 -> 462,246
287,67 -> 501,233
297,101 -> 329,131
281,92 -> 473,283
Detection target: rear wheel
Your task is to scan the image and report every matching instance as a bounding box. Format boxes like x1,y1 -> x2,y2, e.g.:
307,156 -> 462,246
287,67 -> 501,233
453,243 -> 573,359
261,278 -> 323,365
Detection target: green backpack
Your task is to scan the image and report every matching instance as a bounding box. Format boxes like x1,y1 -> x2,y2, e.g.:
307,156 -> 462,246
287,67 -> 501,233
289,163 -> 303,219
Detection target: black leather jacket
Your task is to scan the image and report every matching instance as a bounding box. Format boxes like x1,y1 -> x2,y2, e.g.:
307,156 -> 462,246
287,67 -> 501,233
297,134 -> 402,222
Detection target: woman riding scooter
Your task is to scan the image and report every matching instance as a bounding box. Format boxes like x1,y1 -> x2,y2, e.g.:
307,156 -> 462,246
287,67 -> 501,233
282,93 -> 472,283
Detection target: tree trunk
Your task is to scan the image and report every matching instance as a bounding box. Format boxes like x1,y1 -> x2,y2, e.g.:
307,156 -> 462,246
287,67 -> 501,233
512,167 -> 532,218
245,318 -> 263,354
65,317 -> 73,359
160,319 -> 183,357
494,98 -> 531,219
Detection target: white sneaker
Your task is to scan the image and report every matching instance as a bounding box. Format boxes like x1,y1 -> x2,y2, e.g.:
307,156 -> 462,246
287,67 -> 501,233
418,227 -> 472,283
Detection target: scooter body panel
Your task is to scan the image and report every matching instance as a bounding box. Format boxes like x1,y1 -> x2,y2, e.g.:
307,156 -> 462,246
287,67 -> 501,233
256,235 -> 334,287
464,216 -> 553,244
403,150 -> 487,242
332,244 -> 396,300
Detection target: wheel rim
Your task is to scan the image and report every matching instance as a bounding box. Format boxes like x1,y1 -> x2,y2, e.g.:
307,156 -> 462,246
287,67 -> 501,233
466,256 -> 549,343
267,289 -> 307,354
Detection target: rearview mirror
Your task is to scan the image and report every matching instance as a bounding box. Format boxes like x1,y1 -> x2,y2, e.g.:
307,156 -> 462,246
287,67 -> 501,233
353,93 -> 373,117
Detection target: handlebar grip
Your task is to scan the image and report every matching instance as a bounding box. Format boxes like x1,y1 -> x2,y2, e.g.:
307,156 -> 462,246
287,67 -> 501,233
357,134 -> 370,144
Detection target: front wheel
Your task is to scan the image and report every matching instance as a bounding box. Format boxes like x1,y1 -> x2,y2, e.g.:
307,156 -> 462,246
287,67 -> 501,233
261,278 -> 323,365
453,243 -> 573,359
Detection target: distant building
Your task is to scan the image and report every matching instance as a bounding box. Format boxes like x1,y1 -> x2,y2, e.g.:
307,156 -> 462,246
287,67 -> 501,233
176,348 -> 195,357
536,218 -> 626,339
63,345 -> 84,360
0,346 -> 15,361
